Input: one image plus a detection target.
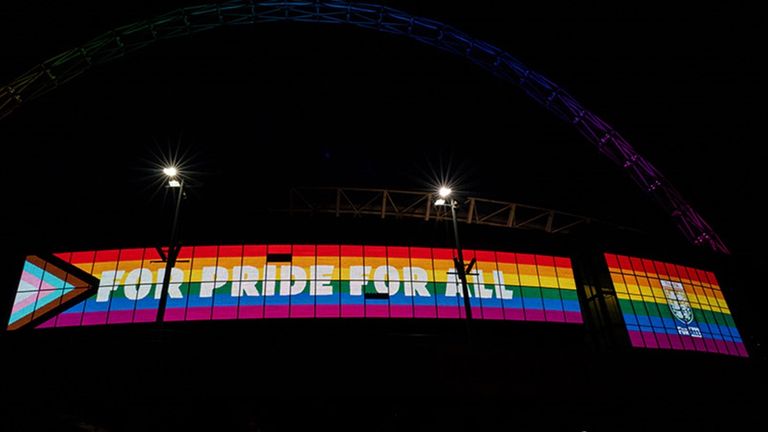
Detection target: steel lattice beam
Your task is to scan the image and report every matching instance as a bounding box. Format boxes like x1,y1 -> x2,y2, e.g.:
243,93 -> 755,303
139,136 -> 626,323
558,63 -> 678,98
287,187 -> 606,235
0,0 -> 729,253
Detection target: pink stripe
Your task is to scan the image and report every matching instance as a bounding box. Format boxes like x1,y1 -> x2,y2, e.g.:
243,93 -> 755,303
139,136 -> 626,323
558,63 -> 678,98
340,305 -> 364,318
544,310 -> 566,323
641,331 -> 659,348
703,338 -> 718,353
315,305 -> 340,318
186,307 -> 212,321
264,305 -> 289,318
133,309 -> 157,323
481,307 -> 504,320
413,305 -> 436,318
714,339 -> 729,355
656,333 -> 671,349
525,310 -> 546,322
365,304 -> 388,318
692,338 -> 706,351
212,306 -> 238,320
21,271 -> 63,292
668,334 -> 683,350
238,305 -> 263,319
389,305 -> 413,318
437,306 -> 461,319
56,312 -> 83,327
681,336 -> 695,350
290,305 -> 315,318
81,311 -> 107,326
504,308 -> 525,321
163,308 -> 187,322
564,311 -> 583,323
11,292 -> 38,313
627,330 -> 645,347
470,306 -> 482,319
36,317 -> 57,328
736,343 -> 749,357
107,310 -> 133,324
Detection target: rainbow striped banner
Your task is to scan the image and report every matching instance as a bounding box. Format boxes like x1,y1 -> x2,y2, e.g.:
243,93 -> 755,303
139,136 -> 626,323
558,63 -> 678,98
8,245 -> 582,329
605,253 -> 747,357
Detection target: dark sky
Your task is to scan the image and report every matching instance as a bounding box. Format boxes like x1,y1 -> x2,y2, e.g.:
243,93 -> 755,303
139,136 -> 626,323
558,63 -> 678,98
0,1 -> 763,252
0,2 -> 765,430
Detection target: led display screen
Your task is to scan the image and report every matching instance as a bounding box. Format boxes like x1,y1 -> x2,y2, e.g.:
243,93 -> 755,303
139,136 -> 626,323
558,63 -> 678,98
7,245 -> 582,329
7,256 -> 95,330
605,253 -> 747,357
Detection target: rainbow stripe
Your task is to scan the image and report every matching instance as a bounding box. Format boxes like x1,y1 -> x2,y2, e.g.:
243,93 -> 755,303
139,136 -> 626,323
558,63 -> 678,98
605,253 -> 747,357
10,245 -> 582,329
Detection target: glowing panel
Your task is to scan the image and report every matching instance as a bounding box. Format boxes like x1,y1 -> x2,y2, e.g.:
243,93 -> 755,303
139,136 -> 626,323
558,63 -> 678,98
7,245 -> 582,329
605,253 -> 747,357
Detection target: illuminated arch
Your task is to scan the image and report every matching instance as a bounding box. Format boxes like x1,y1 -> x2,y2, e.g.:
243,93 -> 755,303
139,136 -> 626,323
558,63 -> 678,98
0,0 -> 728,253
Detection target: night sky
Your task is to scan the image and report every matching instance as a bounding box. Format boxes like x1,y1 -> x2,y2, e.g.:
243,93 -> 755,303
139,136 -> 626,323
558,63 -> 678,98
1,1 -> 765,431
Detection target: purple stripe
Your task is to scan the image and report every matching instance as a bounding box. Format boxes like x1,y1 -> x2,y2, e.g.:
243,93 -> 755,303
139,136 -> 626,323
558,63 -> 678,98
133,309 -> 157,323
365,305 -> 388,318
389,305 -> 413,318
36,317 -> 56,328
238,305 -> 263,319
290,305 -> 314,318
413,305 -> 436,318
437,306 -> 460,319
525,310 -> 546,322
544,310 -> 566,323
163,308 -> 186,322
107,310 -> 133,324
315,305 -> 340,318
504,308 -> 525,321
628,330 -> 645,347
264,305 -> 289,318
186,307 -> 212,321
481,307 -> 504,320
736,343 -> 749,357
212,306 -> 238,320
56,312 -> 83,327
81,311 -> 107,326
340,305 -> 364,318
564,311 -> 583,323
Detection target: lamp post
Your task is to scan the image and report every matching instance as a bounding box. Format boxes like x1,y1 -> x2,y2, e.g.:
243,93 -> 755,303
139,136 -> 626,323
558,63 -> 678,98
436,187 -> 473,321
156,167 -> 184,322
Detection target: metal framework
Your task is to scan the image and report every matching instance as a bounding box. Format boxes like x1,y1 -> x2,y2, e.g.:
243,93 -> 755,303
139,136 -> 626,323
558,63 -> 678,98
0,0 -> 728,253
288,187 -> 602,234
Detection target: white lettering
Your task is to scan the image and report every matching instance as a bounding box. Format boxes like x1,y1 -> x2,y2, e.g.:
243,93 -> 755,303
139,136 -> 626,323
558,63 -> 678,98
263,265 -> 277,296
471,270 -> 494,299
123,268 -> 153,300
403,267 -> 429,296
279,265 -> 307,295
310,265 -> 334,295
96,270 -> 124,302
445,269 -> 462,297
200,266 -> 228,298
231,266 -> 260,297
493,270 -> 513,300
373,265 -> 399,295
154,268 -> 185,299
349,266 -> 371,295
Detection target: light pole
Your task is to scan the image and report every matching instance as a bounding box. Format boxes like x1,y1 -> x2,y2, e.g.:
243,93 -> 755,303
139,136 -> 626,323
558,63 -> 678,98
156,167 -> 184,322
435,187 -> 473,321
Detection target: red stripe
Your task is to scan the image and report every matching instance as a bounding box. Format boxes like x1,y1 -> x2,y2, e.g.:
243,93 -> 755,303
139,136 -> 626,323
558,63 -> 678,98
554,256 -> 571,269
218,245 -> 243,258
517,253 -> 535,266
409,247 -> 432,259
193,245 -> 218,258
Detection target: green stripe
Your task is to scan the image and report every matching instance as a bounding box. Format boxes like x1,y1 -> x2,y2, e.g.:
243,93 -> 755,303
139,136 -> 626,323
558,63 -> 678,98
618,298 -> 737,328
